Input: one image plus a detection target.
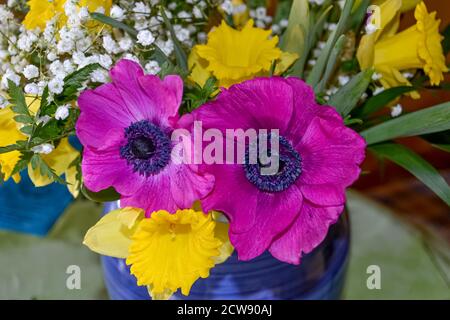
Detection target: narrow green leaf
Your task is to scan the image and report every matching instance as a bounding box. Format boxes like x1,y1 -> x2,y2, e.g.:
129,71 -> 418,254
281,0 -> 309,52
328,69 -> 373,116
160,9 -> 188,73
422,130 -> 450,153
315,34 -> 346,93
34,154 -> 66,185
0,141 -> 28,154
90,12 -> 138,38
361,102 -> 450,145
370,143 -> 450,206
306,0 -> 354,86
357,86 -> 417,118
442,23 -> 450,55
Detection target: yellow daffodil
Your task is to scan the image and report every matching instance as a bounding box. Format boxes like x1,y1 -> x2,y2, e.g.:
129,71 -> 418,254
372,0 -> 422,12
357,1 -> 448,98
23,0 -> 112,31
0,97 -> 79,195
189,20 -> 298,88
83,207 -> 233,300
0,107 -> 25,183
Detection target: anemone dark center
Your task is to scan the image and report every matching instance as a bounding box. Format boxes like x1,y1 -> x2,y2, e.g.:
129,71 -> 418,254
130,136 -> 156,159
120,120 -> 172,176
244,135 -> 302,193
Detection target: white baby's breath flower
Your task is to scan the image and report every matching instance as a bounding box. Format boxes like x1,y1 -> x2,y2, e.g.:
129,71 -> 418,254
24,83 -> 39,95
279,19 -> 289,28
47,51 -> 58,61
48,77 -> 64,94
102,35 -> 120,54
338,75 -> 350,86
391,104 -> 403,117
32,143 -> 54,155
1,69 -> 20,88
145,61 -> 161,75
23,64 -> 39,79
0,95 -> 9,109
55,104 -> 70,120
36,115 -> 51,125
220,0 -> 233,15
373,86 -> 385,95
110,5 -> 125,21
78,7 -> 90,22
137,30 -> 155,46
119,36 -> 133,51
91,69 -> 109,83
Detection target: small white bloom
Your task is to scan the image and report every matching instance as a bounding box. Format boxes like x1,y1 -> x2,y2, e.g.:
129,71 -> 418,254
365,22 -> 378,35
220,0 -> 233,15
23,65 -> 39,80
102,35 -> 119,54
32,143 -> 54,155
91,69 -> 109,83
95,6 -> 105,14
55,104 -> 70,120
391,104 -> 403,117
255,7 -> 267,20
48,77 -> 64,95
372,72 -> 382,81
402,72 -> 414,79
308,59 -> 317,66
327,23 -> 337,31
78,6 -> 90,22
47,51 -> 58,61
271,24 -> 281,34
0,95 -> 9,109
338,75 -> 350,87
279,19 -> 289,28
1,69 -> 20,88
193,6 -> 203,19
36,115 -> 51,125
110,5 -> 125,21
118,36 -> 133,51
25,83 -> 40,95
373,86 -> 385,95
145,61 -> 161,75
197,32 -> 207,43
137,30 -> 155,46
57,39 -> 74,54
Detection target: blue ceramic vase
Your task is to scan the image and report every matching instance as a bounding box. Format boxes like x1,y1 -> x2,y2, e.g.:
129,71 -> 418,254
101,201 -> 350,300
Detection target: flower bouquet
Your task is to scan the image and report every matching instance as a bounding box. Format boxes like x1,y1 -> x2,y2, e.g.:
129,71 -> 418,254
0,0 -> 449,300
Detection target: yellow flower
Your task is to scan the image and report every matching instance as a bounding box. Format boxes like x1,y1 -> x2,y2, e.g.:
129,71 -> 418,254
23,0 -> 112,31
372,0 -> 422,12
357,1 -> 448,98
0,97 -> 79,194
0,107 -> 25,183
83,207 -> 233,299
190,20 -> 298,88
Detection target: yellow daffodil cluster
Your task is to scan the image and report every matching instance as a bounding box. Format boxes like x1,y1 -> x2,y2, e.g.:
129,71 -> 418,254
23,0 -> 112,31
84,207 -> 233,299
189,20 -> 298,88
357,1 -> 448,98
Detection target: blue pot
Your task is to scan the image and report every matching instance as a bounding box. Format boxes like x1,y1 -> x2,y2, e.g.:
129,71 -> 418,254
101,202 -> 350,300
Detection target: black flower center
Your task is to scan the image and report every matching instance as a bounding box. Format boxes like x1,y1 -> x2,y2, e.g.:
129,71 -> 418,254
120,120 -> 172,176
243,135 -> 302,193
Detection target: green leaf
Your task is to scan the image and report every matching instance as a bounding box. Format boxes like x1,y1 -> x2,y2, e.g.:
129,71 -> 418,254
32,154 -> 66,185
361,102 -> 450,145
19,125 -> 33,135
58,63 -> 101,102
328,69 -> 373,116
306,0 -> 355,86
370,143 -> 450,206
81,185 -> 121,202
11,152 -> 33,176
14,114 -> 33,124
7,80 -> 31,118
356,86 -> 417,118
422,130 -> 450,153
315,34 -> 346,93
0,141 -> 28,154
442,23 -> 450,55
280,0 -> 309,53
90,12 -> 137,37
160,8 -> 188,73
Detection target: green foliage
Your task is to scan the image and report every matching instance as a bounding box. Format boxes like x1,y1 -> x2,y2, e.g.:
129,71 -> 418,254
361,102 -> 450,145
328,69 -> 373,116
90,12 -> 138,37
30,154 -> 66,184
81,185 -> 121,202
160,8 -> 188,73
370,143 -> 450,206
183,77 -> 218,113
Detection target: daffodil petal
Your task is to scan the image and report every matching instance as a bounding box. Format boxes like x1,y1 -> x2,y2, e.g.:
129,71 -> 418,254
83,207 -> 144,259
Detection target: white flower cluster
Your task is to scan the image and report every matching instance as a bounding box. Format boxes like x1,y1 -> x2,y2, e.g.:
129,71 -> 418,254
0,0 -> 212,114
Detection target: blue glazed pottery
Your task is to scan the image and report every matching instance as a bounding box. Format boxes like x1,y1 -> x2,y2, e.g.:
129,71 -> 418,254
101,201 -> 350,300
0,172 -> 73,236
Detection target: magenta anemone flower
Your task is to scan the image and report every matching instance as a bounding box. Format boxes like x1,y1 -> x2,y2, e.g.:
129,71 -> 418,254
192,77 -> 366,264
76,59 -> 214,215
